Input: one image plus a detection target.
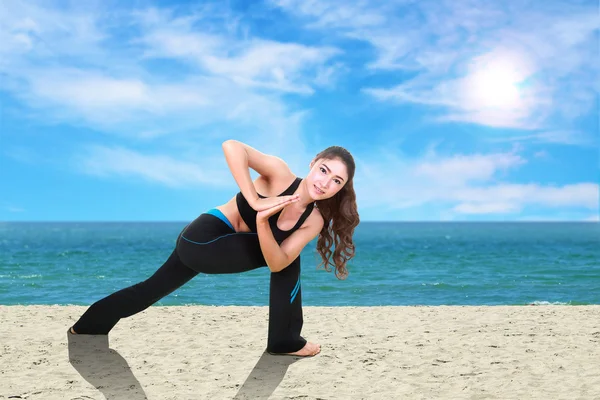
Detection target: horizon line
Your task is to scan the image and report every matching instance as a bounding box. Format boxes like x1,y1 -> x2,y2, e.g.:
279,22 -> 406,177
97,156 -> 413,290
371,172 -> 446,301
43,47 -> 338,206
0,220 -> 598,224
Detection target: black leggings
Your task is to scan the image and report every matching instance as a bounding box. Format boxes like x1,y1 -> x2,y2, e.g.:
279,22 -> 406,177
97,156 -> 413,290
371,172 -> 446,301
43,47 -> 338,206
72,211 -> 306,353
72,249 -> 197,335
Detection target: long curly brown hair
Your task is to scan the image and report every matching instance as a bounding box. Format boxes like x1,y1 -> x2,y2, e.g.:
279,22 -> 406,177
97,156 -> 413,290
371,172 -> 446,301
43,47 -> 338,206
312,146 -> 359,280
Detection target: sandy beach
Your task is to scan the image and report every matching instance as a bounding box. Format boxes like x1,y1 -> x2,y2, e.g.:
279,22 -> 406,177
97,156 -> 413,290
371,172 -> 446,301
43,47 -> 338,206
0,305 -> 598,399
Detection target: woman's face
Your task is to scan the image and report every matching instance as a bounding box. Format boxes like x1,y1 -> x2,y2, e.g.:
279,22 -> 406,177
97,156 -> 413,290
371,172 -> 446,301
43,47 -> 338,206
308,157 -> 349,200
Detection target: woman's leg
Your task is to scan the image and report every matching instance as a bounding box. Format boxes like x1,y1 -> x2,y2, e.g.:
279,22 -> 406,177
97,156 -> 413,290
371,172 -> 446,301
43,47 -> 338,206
178,212 -> 307,353
72,249 -> 199,334
267,256 -> 307,353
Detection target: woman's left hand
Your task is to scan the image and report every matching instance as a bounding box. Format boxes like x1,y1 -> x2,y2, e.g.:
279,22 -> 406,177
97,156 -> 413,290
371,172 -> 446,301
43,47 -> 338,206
256,194 -> 300,223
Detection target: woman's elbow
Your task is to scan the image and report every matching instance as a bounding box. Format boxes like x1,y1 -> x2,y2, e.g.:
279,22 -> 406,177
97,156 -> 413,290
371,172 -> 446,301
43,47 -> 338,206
268,264 -> 282,273
268,260 -> 288,273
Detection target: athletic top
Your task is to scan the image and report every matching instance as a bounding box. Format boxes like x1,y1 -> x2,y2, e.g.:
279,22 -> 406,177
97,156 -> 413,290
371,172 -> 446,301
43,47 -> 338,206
236,177 -> 315,243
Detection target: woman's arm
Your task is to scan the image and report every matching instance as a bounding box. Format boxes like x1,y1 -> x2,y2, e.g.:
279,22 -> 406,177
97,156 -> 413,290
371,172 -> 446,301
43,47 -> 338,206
257,214 -> 324,273
257,220 -> 289,273
222,140 -> 259,207
222,140 -> 290,208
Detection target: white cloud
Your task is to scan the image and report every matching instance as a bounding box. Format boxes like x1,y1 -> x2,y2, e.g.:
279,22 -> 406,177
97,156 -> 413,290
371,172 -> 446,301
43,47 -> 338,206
273,0 -> 599,133
451,183 -> 597,209
76,145 -> 233,187
517,213 -> 600,222
453,202 -> 521,214
352,145 -> 598,219
74,138 -> 318,191
133,7 -> 341,94
413,153 -> 525,185
270,0 -> 386,30
0,1 -> 338,141
0,0 -> 108,63
487,130 -> 597,147
5,65 -> 312,146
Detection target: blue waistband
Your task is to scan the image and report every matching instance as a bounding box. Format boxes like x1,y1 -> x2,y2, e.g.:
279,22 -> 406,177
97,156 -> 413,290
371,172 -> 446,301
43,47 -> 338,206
205,208 -> 235,231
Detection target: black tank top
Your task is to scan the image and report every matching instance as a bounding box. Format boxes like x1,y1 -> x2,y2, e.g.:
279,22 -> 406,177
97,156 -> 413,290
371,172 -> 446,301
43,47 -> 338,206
236,177 -> 315,243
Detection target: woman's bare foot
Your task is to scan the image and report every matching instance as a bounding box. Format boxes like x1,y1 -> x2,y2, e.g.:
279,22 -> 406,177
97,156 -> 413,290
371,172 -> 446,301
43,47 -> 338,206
283,341 -> 320,356
69,327 -> 77,334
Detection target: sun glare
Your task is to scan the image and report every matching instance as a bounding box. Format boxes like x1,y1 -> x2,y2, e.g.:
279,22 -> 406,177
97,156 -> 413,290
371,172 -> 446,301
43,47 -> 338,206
464,52 -> 528,109
471,65 -> 520,107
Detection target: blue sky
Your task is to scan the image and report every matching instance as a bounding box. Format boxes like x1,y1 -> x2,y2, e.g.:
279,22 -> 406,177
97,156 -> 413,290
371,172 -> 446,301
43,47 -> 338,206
0,0 -> 598,222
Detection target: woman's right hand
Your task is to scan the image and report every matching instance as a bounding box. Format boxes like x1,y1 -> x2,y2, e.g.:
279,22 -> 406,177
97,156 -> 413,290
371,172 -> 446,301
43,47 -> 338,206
250,195 -> 300,212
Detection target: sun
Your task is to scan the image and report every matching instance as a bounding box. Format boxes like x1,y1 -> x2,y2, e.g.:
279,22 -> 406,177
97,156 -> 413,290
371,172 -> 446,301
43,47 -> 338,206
464,52 -> 527,109
470,63 -> 520,107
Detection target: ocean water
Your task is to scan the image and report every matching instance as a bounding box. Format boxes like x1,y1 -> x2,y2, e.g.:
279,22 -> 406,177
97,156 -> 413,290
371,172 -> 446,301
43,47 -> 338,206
1,222 -> 598,306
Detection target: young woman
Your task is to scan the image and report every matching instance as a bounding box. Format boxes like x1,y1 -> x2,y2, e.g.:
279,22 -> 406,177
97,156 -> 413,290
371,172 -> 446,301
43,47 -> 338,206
68,140 -> 359,357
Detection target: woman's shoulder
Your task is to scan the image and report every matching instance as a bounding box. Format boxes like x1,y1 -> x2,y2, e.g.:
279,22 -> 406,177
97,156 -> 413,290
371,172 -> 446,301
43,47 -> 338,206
305,205 -> 325,231
255,170 -> 297,196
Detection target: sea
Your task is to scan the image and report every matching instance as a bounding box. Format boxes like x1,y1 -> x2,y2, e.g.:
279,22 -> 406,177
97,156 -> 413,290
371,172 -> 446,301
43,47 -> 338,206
1,222 -> 598,306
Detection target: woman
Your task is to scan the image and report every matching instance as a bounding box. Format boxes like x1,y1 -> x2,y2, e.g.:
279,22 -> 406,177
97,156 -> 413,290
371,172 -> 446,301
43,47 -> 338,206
68,140 -> 359,357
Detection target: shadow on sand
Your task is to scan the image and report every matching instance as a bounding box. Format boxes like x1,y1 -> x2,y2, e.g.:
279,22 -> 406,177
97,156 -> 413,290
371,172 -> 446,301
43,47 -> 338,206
233,351 -> 305,400
68,330 -> 307,399
67,331 -> 148,400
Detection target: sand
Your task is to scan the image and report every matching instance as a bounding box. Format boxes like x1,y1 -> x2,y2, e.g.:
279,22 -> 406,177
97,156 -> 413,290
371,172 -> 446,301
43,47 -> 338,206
0,305 -> 598,399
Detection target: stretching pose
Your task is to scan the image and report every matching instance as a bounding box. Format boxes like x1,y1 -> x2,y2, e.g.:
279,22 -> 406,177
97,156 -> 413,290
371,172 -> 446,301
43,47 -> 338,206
68,140 -> 359,357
